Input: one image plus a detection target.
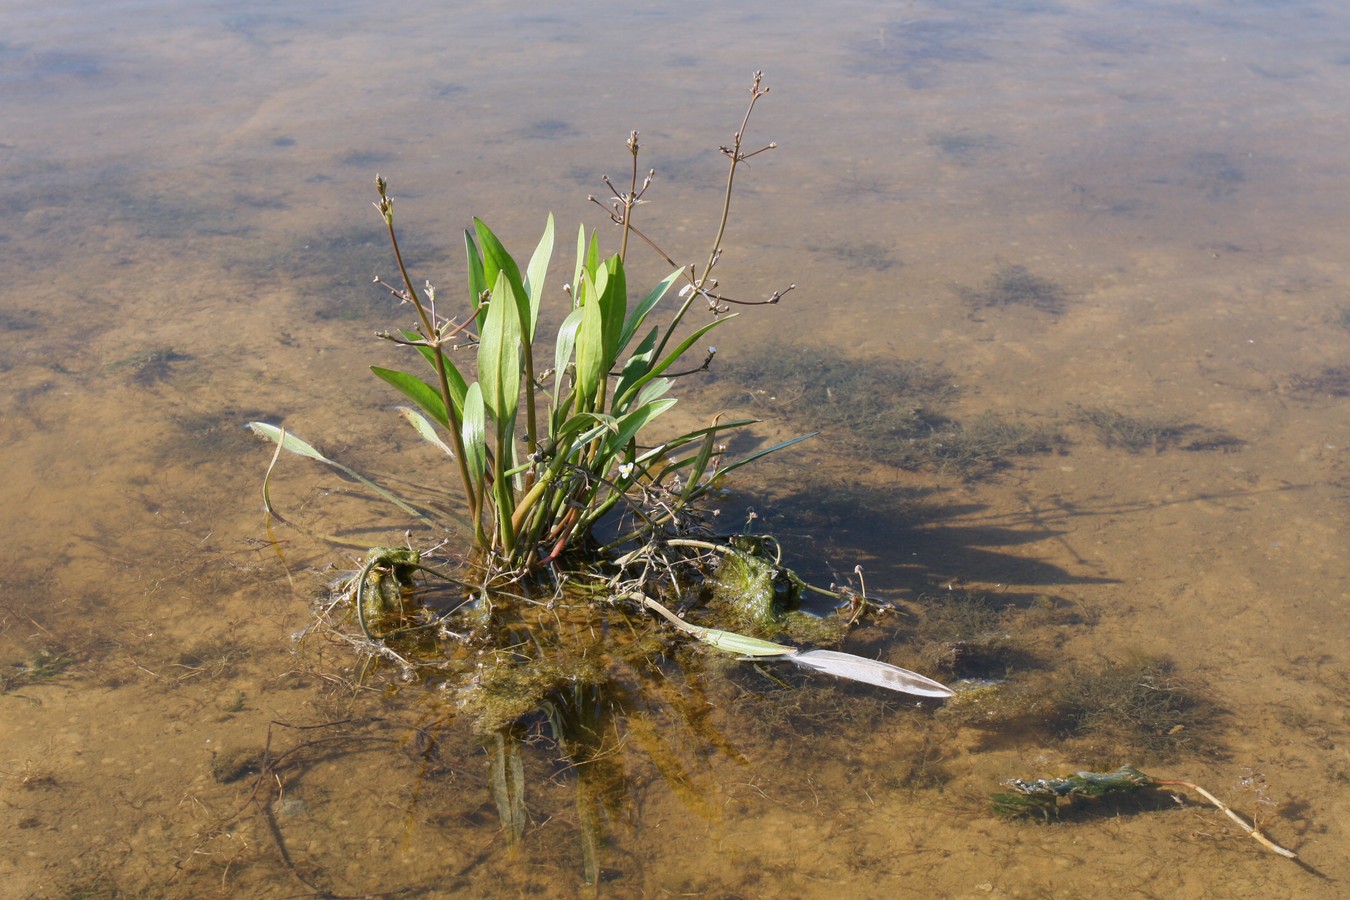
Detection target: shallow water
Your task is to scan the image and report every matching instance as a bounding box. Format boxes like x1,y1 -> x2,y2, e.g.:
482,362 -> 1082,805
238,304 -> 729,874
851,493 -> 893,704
3,0 -> 1348,896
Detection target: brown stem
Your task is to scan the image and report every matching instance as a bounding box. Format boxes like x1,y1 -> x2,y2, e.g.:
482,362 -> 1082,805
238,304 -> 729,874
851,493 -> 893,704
375,177 -> 482,540
1154,779 -> 1297,859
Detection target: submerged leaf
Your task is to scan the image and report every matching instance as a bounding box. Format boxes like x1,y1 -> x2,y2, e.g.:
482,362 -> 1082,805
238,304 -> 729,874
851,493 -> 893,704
245,421 -> 332,463
640,595 -> 794,657
245,422 -> 430,522
786,649 -> 954,698
396,406 -> 454,456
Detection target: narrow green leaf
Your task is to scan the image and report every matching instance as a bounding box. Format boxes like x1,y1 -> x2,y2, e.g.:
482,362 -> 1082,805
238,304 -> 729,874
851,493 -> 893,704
523,213 -> 555,340
553,307 -> 583,386
680,425 -> 720,503
396,406 -> 454,456
478,270 -> 522,429
603,398 -> 677,457
574,271 -> 605,406
611,326 -> 661,415
635,376 -> 673,407
465,229 -> 487,328
572,224 -> 588,298
398,331 -> 469,418
554,411 -> 615,446
614,315 -> 732,411
696,628 -> 799,657
461,383 -> 487,490
371,366 -> 449,427
586,229 -> 600,277
600,254 -> 627,366
474,218 -> 530,336
641,595 -> 794,657
245,422 -> 332,463
551,306 -> 584,422
245,422 -> 431,522
618,267 -> 684,356
632,417 -> 760,465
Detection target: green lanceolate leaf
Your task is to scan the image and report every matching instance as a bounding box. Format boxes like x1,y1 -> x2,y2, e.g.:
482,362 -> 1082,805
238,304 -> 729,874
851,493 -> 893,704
572,224 -> 588,297
574,271 -> 605,407
614,315 -> 732,411
585,229 -> 600,278
461,383 -> 487,492
523,213 -> 555,341
551,306 -> 584,423
618,267 -> 683,356
552,411 -> 614,449
398,330 -> 468,418
478,269 -> 522,430
635,376 -> 673,407
611,325 -> 660,415
371,366 -> 449,427
639,594 -> 955,697
640,595 -> 796,657
604,398 -> 677,458
553,306 -> 583,386
680,424 -> 720,503
599,255 -> 627,366
245,421 -> 331,463
465,229 -> 487,329
474,218 -> 530,336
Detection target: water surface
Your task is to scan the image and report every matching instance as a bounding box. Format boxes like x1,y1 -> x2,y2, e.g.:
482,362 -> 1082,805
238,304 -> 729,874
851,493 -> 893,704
2,1 -> 1348,896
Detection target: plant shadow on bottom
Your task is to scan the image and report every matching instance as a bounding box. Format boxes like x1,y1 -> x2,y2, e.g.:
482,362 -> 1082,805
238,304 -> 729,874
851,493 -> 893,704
711,343 -> 1065,479
746,481 -> 1121,600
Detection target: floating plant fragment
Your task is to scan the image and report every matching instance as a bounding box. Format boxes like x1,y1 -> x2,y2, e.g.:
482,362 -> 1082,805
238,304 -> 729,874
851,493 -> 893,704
638,595 -> 953,698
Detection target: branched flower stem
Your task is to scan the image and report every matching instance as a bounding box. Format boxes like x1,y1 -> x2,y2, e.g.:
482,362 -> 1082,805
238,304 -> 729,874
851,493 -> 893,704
375,176 -> 483,541
653,71 -> 779,363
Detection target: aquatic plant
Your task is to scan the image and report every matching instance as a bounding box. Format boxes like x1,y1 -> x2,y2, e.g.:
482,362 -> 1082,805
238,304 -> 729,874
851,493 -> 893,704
1291,364 -> 1350,398
254,73 -> 801,580
958,263 -> 1068,315
1070,404 -> 1243,454
249,74 -> 957,709
1070,403 -> 1184,453
246,76 -> 961,886
993,765 -> 1297,859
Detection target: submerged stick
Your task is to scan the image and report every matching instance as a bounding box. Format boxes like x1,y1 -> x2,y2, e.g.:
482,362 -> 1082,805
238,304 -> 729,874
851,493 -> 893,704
1154,778 -> 1297,859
